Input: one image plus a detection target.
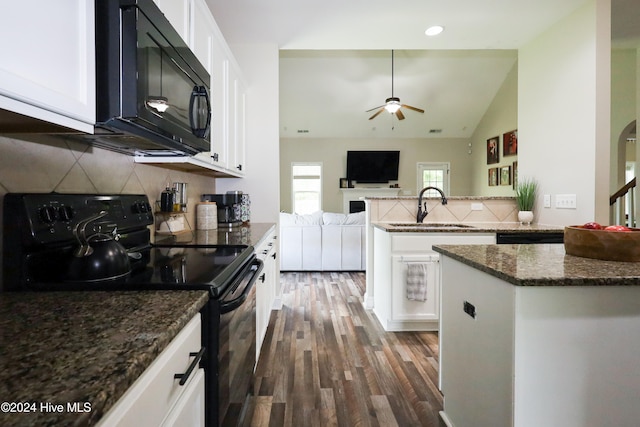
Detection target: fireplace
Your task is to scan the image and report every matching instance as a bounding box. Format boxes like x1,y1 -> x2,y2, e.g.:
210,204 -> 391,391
349,201 -> 365,213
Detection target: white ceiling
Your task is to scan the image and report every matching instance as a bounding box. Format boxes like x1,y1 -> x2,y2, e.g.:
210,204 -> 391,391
206,0 -> 639,139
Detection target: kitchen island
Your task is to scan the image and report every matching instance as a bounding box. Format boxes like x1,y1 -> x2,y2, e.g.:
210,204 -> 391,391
433,243 -> 640,427
0,290 -> 208,426
369,222 -> 564,331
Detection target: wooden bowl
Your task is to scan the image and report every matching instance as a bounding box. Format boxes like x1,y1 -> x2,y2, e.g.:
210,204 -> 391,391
564,225 -> 640,262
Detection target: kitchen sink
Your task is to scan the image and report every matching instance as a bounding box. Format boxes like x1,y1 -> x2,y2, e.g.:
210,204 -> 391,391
388,223 -> 476,229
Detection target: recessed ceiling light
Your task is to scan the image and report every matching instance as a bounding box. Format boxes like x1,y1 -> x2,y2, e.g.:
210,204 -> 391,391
425,25 -> 444,36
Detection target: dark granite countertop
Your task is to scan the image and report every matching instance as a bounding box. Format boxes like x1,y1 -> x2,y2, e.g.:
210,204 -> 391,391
433,243 -> 640,286
0,291 -> 208,426
154,222 -> 276,247
373,222 -> 565,233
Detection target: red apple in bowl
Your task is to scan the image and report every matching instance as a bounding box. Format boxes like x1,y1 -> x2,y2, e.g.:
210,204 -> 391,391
582,222 -> 602,230
604,225 -> 631,232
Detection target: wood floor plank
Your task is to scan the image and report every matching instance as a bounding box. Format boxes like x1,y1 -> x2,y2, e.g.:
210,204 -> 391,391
320,388 -> 338,427
244,272 -> 443,426
371,395 -> 399,427
249,396 -> 273,427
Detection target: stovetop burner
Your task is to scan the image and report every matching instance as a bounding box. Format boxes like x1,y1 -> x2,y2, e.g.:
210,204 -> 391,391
3,193 -> 256,298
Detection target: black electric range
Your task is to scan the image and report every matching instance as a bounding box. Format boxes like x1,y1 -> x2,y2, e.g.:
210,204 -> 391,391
2,193 -> 262,426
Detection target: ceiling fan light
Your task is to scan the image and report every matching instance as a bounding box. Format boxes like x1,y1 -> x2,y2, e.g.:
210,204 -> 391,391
385,101 -> 401,113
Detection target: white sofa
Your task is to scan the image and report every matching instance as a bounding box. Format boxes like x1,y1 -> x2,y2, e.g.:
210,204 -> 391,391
279,211 -> 366,271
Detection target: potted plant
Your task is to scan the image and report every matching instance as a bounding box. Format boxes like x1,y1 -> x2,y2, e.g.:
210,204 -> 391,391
516,178 -> 537,225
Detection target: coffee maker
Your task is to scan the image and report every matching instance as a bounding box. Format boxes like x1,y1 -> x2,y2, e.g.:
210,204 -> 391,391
202,192 -> 243,228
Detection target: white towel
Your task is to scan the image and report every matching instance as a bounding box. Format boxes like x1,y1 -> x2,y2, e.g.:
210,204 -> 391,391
406,263 -> 428,301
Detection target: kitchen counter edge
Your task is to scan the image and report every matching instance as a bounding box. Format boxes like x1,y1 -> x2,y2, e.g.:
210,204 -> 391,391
433,243 -> 640,287
0,290 -> 209,426
373,222 -> 564,233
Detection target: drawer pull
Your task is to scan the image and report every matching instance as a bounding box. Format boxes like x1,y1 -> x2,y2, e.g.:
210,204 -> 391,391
174,347 -> 205,386
271,252 -> 276,260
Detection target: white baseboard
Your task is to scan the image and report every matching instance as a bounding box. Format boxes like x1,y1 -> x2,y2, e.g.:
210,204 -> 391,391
439,411 -> 454,427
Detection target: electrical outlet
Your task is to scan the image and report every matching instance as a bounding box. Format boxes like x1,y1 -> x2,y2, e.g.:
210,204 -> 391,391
471,203 -> 483,211
543,194 -> 551,208
555,194 -> 577,209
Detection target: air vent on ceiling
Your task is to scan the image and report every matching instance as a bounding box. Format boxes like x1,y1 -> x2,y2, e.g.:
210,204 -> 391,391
429,129 -> 442,134
297,129 -> 309,134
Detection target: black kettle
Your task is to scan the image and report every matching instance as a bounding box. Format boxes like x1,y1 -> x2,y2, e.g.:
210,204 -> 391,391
66,211 -> 131,282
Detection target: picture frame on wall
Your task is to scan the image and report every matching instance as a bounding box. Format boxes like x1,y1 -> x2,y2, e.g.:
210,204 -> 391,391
487,136 -> 499,164
488,168 -> 498,186
512,161 -> 518,189
503,130 -> 518,156
500,165 -> 512,186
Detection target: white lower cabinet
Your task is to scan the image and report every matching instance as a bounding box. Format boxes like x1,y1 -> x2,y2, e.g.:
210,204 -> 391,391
390,253 -> 440,326
97,314 -> 204,427
255,227 -> 278,362
439,256 -> 640,427
372,228 -> 495,331
439,258 -> 514,427
160,369 -> 205,427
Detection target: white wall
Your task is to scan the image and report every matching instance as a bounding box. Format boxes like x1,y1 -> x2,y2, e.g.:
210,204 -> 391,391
279,137 -> 472,213
610,49 -> 637,190
469,63 -> 519,196
215,43 -> 281,223
518,0 -> 611,225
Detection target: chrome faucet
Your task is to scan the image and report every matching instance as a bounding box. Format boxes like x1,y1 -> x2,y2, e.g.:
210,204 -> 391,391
417,186 -> 448,223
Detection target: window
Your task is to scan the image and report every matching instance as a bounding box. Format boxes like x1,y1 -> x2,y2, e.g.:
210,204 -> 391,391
292,163 -> 322,214
417,162 -> 450,196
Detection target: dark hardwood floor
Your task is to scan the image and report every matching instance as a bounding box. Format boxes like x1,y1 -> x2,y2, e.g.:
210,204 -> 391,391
241,272 -> 443,427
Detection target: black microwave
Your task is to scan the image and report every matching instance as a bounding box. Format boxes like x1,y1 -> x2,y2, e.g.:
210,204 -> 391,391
92,0 -> 211,156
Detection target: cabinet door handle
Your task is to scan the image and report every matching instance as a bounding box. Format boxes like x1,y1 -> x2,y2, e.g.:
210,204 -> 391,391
174,347 -> 205,386
259,273 -> 266,283
237,164 -> 243,171
463,301 -> 476,319
271,252 -> 276,260
211,153 -> 219,162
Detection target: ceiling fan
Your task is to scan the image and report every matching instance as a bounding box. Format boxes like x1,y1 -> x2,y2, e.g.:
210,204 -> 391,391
366,50 -> 425,121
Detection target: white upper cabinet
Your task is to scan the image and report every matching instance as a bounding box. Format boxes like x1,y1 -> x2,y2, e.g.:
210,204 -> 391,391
205,38 -> 230,170
189,0 -> 215,73
153,0 -> 190,43
0,0 -> 95,132
228,63 -> 247,176
150,0 -> 247,177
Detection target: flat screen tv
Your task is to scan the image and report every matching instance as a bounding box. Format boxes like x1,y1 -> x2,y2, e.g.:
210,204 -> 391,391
346,150 -> 400,183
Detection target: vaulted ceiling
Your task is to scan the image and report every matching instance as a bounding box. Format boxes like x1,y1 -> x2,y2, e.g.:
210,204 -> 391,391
207,0 -> 639,139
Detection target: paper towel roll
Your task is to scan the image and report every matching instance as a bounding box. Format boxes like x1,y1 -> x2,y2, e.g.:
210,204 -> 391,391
196,202 -> 218,230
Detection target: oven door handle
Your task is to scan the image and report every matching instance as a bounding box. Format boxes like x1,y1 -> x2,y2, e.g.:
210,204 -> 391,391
219,258 -> 263,314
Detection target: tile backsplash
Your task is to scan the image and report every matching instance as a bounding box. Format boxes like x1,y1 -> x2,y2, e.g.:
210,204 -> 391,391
0,134 -> 217,288
368,197 -> 518,223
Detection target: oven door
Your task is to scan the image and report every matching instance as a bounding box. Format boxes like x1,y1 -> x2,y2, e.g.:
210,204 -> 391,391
217,257 -> 263,426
